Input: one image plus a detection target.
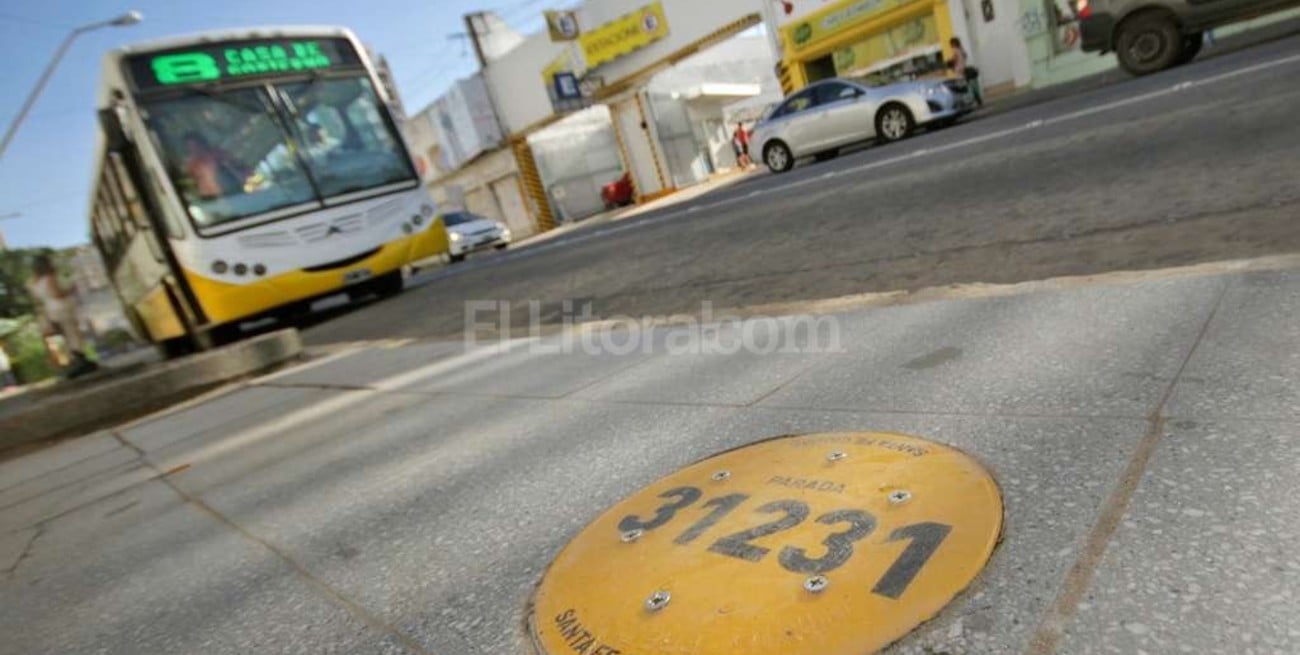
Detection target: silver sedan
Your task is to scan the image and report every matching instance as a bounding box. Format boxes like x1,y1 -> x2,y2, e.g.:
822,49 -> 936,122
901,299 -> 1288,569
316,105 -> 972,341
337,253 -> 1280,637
750,77 -> 974,173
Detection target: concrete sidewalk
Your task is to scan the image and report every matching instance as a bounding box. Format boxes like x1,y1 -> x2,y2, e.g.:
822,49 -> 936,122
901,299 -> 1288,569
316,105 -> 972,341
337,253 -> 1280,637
1,261 -> 1296,655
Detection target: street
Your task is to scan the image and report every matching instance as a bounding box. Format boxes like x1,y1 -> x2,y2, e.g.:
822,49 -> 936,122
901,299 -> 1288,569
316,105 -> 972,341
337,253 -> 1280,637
2,29 -> 1300,655
306,33 -> 1300,345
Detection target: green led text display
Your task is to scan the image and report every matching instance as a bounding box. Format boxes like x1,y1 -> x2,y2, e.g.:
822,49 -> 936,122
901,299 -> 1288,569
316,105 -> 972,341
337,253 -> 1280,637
149,41 -> 335,85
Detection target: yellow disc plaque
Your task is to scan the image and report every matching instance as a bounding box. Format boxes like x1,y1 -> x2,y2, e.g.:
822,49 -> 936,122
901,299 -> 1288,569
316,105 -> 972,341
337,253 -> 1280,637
528,432 -> 1003,655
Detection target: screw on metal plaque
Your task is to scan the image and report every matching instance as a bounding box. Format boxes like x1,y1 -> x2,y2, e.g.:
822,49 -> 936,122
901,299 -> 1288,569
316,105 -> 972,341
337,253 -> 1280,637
645,590 -> 671,612
888,490 -> 912,504
711,470 -> 731,482
620,529 -> 644,543
804,575 -> 829,593
827,451 -> 847,462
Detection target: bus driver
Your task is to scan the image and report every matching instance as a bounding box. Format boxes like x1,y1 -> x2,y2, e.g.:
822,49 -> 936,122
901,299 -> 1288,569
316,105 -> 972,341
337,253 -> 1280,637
181,132 -> 246,198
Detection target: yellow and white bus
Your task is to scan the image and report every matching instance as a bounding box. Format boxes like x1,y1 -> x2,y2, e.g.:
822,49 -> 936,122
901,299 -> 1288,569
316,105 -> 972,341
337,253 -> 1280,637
90,26 -> 448,354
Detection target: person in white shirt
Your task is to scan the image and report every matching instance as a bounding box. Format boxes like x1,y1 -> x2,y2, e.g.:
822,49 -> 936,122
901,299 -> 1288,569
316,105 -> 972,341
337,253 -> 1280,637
26,254 -> 98,379
0,344 -> 15,388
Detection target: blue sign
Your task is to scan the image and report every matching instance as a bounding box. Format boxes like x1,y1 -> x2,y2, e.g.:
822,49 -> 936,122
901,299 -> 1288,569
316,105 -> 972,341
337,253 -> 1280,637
553,72 -> 582,100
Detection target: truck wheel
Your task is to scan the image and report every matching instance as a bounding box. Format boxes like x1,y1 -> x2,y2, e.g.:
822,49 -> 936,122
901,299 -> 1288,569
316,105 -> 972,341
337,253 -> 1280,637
1173,32 -> 1203,65
1115,12 -> 1184,75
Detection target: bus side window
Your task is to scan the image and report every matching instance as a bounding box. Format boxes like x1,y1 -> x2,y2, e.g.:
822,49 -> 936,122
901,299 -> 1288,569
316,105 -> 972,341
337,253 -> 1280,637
94,188 -> 122,258
149,169 -> 186,239
92,209 -> 122,271
102,166 -> 135,243
109,153 -> 167,260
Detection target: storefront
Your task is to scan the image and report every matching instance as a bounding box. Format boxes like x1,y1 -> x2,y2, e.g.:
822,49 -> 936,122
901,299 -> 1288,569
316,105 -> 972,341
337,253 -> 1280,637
776,0 -> 959,92
772,0 -> 1032,97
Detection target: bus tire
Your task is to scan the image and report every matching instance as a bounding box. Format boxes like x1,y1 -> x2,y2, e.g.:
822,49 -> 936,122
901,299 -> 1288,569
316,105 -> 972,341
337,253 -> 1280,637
156,336 -> 195,360
373,270 -> 404,298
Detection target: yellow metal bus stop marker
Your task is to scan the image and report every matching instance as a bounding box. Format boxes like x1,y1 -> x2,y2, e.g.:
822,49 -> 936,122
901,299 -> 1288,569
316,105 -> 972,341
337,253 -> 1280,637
528,432 -> 1003,655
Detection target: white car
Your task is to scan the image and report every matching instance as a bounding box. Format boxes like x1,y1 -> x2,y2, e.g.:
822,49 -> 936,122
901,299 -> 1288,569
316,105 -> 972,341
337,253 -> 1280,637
751,77 -> 974,173
443,211 -> 512,262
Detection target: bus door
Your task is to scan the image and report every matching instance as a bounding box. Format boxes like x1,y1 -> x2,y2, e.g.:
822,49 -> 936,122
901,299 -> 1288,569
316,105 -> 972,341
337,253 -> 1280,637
101,107 -> 207,347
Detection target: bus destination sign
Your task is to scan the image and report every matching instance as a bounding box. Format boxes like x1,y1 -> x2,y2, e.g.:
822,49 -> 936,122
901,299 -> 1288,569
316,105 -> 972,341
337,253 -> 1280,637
128,37 -> 361,90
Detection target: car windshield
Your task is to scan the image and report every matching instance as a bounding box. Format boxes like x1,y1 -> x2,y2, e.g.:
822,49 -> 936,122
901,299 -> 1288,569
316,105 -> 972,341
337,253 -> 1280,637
441,212 -> 478,226
146,75 -> 415,230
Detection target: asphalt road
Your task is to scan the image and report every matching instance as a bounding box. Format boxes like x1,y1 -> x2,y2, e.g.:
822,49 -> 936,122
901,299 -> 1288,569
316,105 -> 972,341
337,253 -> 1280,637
304,32 -> 1300,345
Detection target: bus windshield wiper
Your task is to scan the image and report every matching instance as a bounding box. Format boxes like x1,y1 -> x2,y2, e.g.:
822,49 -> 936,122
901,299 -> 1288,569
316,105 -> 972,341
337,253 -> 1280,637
184,85 -> 266,115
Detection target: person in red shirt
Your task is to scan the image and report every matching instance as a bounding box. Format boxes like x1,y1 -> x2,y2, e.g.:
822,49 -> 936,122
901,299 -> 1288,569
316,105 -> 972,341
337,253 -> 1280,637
732,122 -> 754,169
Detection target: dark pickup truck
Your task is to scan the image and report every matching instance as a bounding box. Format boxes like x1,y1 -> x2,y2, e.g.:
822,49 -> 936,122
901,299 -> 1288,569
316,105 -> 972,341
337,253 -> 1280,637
1077,0 -> 1300,74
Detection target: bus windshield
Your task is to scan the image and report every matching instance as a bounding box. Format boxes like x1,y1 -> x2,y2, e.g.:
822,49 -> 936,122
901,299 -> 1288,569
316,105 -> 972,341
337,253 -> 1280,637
146,74 -> 415,230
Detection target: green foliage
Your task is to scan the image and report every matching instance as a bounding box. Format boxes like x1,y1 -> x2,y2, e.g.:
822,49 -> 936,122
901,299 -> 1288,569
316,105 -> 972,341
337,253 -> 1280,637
0,318 -> 55,384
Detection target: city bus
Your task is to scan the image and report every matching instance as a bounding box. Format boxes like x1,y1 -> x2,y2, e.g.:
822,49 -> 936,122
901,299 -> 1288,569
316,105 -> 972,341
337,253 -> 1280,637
89,26 -> 448,354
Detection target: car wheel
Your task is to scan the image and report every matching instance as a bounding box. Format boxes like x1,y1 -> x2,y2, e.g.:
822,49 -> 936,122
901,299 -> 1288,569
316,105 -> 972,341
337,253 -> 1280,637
813,149 -> 839,162
1173,32 -> 1203,65
763,140 -> 794,173
875,104 -> 915,144
495,243 -> 508,251
1115,11 -> 1183,75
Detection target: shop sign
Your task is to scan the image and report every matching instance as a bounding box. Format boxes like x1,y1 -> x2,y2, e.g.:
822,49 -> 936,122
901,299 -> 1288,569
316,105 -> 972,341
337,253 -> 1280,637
546,10 -> 581,41
784,0 -> 914,53
579,1 -> 670,69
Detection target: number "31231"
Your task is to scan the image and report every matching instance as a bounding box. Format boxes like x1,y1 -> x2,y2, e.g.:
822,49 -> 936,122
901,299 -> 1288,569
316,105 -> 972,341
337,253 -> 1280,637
618,486 -> 952,600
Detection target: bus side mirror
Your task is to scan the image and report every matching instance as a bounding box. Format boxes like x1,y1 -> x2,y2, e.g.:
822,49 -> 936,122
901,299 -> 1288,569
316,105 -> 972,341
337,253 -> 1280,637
99,108 -> 128,151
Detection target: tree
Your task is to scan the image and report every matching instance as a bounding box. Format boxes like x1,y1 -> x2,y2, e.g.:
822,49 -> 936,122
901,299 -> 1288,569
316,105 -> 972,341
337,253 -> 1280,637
0,247 -> 58,318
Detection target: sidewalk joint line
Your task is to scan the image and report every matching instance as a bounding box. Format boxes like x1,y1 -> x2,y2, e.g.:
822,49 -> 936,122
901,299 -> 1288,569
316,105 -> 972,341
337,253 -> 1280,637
2,525 -> 43,575
155,473 -> 435,655
1024,277 -> 1231,655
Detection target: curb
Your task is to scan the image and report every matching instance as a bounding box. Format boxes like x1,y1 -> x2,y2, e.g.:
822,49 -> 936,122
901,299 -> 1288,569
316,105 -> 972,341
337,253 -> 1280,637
0,329 -> 303,452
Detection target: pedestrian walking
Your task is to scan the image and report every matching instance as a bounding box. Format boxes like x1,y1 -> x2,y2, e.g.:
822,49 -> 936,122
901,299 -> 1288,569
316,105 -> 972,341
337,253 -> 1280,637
948,37 -> 983,106
26,254 -> 99,379
732,122 -> 754,169
0,344 -> 15,389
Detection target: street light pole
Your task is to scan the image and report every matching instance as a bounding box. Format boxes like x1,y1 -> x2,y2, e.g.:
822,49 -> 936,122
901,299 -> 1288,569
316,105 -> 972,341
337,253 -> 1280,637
0,10 -> 142,161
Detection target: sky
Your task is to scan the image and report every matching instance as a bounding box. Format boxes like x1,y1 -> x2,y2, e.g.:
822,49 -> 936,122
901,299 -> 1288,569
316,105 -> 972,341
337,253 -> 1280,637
0,0 -> 552,249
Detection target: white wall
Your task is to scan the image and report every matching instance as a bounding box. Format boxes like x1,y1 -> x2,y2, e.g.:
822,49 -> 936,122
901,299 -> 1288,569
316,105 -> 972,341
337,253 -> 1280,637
956,0 -> 1032,89
402,108 -> 441,182
483,34 -> 568,135
483,0 -> 765,136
